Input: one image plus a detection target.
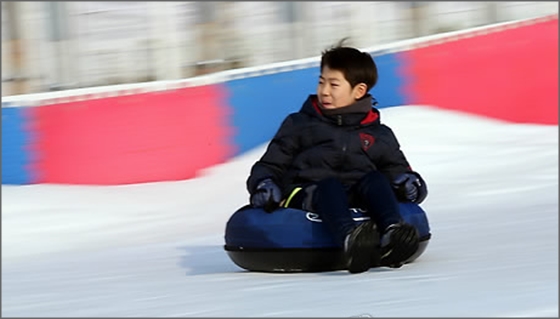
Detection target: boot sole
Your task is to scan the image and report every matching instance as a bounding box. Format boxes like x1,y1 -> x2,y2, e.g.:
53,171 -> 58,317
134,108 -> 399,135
381,224 -> 419,268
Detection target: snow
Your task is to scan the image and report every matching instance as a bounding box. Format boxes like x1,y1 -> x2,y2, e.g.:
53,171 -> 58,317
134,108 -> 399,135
2,105 -> 558,317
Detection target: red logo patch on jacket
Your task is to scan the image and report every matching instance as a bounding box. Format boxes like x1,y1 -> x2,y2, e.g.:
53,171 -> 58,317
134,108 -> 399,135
359,133 -> 375,151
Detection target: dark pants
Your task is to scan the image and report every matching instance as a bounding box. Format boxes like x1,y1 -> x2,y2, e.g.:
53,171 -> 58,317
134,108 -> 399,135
287,171 -> 402,245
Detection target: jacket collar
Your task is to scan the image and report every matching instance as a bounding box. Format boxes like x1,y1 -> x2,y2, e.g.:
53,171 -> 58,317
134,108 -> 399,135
302,94 -> 380,126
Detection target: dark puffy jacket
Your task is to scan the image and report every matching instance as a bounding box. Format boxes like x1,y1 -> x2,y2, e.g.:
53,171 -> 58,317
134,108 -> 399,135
247,94 -> 414,197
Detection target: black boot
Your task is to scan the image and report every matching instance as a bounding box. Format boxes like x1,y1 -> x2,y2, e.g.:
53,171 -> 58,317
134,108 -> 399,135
379,223 -> 420,268
344,221 -> 380,274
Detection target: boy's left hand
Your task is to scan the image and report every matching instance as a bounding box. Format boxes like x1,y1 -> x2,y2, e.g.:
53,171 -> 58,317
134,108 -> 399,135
392,172 -> 427,204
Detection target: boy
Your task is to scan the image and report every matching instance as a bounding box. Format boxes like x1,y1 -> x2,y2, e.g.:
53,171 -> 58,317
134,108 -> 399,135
246,41 -> 428,274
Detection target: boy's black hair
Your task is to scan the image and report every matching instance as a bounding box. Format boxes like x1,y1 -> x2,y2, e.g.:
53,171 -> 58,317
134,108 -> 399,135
320,38 -> 378,92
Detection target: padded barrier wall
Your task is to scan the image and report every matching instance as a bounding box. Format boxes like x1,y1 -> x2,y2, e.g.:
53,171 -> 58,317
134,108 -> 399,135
1,15 -> 557,185
403,17 -> 558,125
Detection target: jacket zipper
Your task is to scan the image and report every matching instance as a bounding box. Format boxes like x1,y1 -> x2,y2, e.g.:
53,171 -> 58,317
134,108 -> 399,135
336,116 -> 347,179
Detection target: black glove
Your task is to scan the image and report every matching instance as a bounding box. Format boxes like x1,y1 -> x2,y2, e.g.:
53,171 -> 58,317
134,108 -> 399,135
392,172 -> 427,204
250,178 -> 282,212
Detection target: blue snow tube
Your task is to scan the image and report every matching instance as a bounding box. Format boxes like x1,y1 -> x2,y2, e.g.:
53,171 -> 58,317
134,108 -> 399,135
224,203 -> 431,272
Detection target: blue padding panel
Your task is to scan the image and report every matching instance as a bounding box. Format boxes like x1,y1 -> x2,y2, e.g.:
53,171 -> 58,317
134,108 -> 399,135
2,105 -> 34,184
225,68 -> 319,156
369,52 -> 407,108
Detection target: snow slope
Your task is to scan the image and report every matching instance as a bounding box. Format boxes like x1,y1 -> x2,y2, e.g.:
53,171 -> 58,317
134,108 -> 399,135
2,105 -> 558,317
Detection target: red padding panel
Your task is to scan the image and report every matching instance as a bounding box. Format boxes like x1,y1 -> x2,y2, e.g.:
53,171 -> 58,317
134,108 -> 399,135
404,17 -> 558,125
31,85 -> 234,184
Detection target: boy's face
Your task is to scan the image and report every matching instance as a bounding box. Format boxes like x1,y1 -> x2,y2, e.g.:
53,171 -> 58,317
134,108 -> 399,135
317,66 -> 365,109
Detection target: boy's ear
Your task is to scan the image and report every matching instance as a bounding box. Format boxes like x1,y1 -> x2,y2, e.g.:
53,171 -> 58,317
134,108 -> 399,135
353,83 -> 368,100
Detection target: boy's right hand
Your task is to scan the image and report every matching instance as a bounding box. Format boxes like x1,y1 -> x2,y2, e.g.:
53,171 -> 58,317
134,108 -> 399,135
250,178 -> 282,212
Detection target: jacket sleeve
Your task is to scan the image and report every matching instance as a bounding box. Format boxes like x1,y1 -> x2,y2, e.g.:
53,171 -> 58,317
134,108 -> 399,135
246,115 -> 301,194
377,125 -> 413,182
